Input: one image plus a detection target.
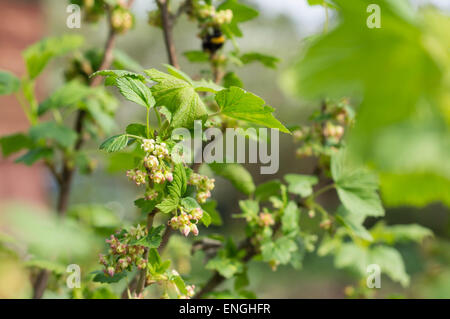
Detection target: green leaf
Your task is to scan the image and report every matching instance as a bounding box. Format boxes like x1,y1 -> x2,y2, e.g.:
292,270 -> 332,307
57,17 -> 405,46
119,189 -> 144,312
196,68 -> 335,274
164,64 -> 193,84
148,248 -> 162,265
156,196 -> 179,214
201,200 -> 222,226
0,71 -> 20,95
183,50 -> 210,63
0,133 -> 32,157
261,236 -> 297,265
169,164 -> 187,198
125,123 -> 147,137
91,270 -> 127,284
206,255 -> 243,279
15,147 -> 52,165
380,172 -> 450,208
134,197 -> 158,214
238,200 -> 259,221
223,72 -> 243,88
38,80 -> 91,115
29,122 -> 77,149
240,52 -> 280,69
331,150 -> 384,218
217,0 -> 259,37
129,225 -> 165,249
180,197 -> 199,210
171,275 -> 188,295
254,180 -> 281,202
215,87 -> 289,133
193,79 -> 224,93
234,267 -> 249,290
201,211 -> 212,227
281,201 -> 300,235
370,222 -> 433,245
110,74 -> 155,108
284,174 -> 318,198
335,205 -> 373,241
145,68 -> 208,128
334,242 -> 368,275
99,134 -> 129,153
24,35 -> 84,79
369,246 -> 410,287
209,162 -> 255,195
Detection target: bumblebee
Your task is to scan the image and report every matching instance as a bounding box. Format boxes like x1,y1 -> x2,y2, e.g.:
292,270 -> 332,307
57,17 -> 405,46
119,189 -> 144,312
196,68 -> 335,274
202,27 -> 225,54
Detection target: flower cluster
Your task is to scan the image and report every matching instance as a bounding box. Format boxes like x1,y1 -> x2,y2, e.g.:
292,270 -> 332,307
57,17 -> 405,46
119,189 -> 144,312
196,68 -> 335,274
126,139 -> 174,186
188,173 -> 215,203
168,207 -> 204,237
179,285 -> 196,299
111,5 -> 134,34
99,225 -> 148,277
292,100 -> 354,159
197,5 -> 233,25
258,212 -> 275,227
126,169 -> 147,186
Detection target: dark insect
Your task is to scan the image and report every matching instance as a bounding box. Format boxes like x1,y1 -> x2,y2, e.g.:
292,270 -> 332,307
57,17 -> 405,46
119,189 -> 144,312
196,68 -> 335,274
202,27 -> 225,54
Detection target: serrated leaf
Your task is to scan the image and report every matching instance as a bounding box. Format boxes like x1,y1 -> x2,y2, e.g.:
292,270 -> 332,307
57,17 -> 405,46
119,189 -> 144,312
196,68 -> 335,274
100,134 -> 129,153
145,68 -> 208,128
206,255 -> 243,279
261,236 -> 297,265
155,196 -> 179,214
215,87 -> 289,133
0,71 -> 20,95
180,197 -> 199,210
369,246 -> 410,287
284,174 -> 318,198
331,150 -> 384,218
209,162 -> 255,195
335,205 -> 373,241
370,222 -> 433,245
201,211 -> 212,227
193,80 -> 224,93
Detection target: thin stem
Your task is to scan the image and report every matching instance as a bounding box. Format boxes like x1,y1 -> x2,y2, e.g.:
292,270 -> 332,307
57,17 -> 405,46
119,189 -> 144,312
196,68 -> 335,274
312,183 -> 335,199
135,211 -> 157,295
154,107 -> 162,129
157,0 -> 180,69
146,107 -> 151,138
323,2 -> 329,33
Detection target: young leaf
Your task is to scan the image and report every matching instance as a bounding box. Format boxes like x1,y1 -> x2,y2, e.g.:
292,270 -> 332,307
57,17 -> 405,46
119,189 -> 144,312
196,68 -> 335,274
206,255 -> 243,279
183,50 -> 210,63
114,76 -> 155,108
24,35 -> 84,80
223,72 -> 244,88
180,197 -> 199,210
370,222 -> 433,245
15,147 -> 52,165
284,174 -> 318,198
369,246 -> 410,287
281,201 -> 300,235
99,134 -> 129,153
144,68 -> 208,128
217,0 -> 259,37
193,79 -> 224,93
331,150 -> 384,218
29,122 -> 77,149
201,211 -> 212,227
201,200 -> 223,226
129,225 -> 165,248
335,205 -> 373,241
91,270 -> 127,284
215,87 -> 289,133
240,52 -> 280,69
156,196 -> 179,214
209,162 -> 255,195
0,71 -> 20,95
126,123 -> 147,137
0,133 -> 32,157
38,80 -> 91,115
261,236 -> 297,265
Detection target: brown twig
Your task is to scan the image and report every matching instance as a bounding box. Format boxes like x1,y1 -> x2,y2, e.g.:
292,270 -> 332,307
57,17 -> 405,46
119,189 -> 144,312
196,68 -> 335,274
31,1 -> 126,298
135,212 -> 156,295
157,0 -> 180,69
